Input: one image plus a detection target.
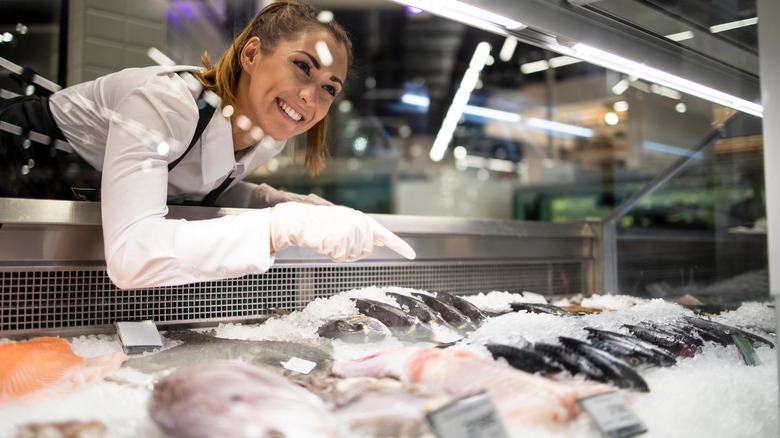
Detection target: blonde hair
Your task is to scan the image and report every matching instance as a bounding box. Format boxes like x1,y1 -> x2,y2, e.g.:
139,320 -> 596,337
195,1 -> 353,175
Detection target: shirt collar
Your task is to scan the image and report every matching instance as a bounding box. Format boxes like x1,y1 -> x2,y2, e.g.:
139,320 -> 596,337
200,113 -> 287,184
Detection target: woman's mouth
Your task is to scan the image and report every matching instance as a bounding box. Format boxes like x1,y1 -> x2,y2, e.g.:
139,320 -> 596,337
278,99 -> 303,122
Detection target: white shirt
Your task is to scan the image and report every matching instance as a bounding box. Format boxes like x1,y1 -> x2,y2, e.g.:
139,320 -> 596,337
49,65 -> 287,289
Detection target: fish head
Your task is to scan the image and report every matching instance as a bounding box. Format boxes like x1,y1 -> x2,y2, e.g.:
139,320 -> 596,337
150,361 -> 341,438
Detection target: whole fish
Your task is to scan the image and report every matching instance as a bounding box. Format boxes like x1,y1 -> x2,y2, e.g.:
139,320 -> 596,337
486,343 -> 565,375
411,292 -> 477,335
558,337 -> 649,392
431,292 -> 489,326
122,330 -> 333,378
332,347 -> 614,427
624,324 -> 698,357
682,316 -> 775,348
532,342 -> 606,382
509,302 -> 575,316
643,321 -> 703,347
149,361 -> 342,438
352,298 -> 436,342
584,328 -> 676,368
386,292 -> 453,329
317,315 -> 392,343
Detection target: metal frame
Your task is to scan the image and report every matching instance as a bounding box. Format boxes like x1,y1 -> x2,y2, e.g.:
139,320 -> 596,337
0,197 -> 599,337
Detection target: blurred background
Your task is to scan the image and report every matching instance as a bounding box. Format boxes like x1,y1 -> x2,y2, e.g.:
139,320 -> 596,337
0,0 -> 767,301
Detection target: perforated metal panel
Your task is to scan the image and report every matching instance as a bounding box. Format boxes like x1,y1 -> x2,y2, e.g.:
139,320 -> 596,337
0,260 -> 583,335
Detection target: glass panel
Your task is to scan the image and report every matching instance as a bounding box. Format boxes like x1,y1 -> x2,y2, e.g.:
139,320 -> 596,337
614,112 -> 767,301
0,0 -> 63,96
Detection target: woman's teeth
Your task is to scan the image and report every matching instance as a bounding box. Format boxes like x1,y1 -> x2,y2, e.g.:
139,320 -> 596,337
279,101 -> 302,121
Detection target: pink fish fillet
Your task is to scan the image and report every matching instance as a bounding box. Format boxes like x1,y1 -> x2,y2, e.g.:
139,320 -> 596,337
0,337 -> 127,405
332,347 -> 615,426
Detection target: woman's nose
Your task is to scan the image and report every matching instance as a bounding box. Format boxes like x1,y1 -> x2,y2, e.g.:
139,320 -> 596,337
299,83 -> 317,105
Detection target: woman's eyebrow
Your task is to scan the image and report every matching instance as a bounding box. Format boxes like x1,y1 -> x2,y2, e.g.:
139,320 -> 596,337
296,50 -> 344,86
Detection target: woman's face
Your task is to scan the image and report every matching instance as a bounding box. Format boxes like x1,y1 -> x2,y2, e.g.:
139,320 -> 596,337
235,31 -> 348,145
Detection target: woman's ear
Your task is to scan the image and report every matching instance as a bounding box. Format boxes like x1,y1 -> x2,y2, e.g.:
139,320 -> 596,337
240,36 -> 262,73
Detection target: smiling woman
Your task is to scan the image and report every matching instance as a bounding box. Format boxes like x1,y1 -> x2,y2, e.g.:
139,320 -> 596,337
0,0 -> 415,290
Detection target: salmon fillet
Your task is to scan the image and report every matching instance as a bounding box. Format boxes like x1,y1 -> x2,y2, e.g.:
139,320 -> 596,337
0,337 -> 126,405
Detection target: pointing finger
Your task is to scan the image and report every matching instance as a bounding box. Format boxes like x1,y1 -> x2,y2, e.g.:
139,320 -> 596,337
370,220 -> 416,260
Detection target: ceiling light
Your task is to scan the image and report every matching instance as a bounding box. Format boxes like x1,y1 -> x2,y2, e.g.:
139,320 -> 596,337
665,31 -> 694,42
710,17 -> 758,33
430,42 -> 492,162
499,37 -> 518,62
527,117 -> 594,137
567,43 -> 763,117
392,0 -> 525,34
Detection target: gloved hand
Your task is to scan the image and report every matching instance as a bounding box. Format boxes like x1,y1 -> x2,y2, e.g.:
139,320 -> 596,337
269,202 -> 416,262
249,183 -> 333,208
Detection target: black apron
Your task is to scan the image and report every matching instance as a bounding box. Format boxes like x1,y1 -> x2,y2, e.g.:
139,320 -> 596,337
0,73 -> 226,205
0,94 -> 102,200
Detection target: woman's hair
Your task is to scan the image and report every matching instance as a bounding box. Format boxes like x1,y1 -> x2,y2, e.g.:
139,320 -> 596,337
196,0 -> 353,175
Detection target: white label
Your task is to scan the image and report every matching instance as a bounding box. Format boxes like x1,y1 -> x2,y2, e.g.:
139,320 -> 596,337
115,321 -> 162,354
426,392 -> 509,438
280,356 -> 317,374
578,391 -> 647,438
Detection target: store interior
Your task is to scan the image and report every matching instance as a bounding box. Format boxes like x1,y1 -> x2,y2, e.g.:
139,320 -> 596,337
0,0 -> 768,299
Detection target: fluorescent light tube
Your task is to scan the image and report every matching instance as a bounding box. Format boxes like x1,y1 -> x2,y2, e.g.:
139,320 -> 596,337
710,17 -> 758,33
569,43 -> 763,117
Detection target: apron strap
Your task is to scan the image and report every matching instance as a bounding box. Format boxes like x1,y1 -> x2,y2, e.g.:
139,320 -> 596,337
168,83 -> 216,172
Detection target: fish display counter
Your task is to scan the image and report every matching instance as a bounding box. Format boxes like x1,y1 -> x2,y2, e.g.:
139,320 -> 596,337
0,285 -> 778,438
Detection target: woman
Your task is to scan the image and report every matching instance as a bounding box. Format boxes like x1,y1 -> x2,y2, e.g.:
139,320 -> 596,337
0,1 -> 415,289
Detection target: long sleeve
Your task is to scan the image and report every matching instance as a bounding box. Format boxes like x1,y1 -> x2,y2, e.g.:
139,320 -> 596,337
92,71 -> 275,289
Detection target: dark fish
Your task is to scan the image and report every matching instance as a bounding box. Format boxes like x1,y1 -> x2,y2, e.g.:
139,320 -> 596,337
432,292 -> 489,326
585,328 -> 676,367
509,302 -> 575,316
150,361 -> 341,438
624,324 -> 697,357
643,321 -> 703,347
486,343 -> 565,375
411,292 -> 477,335
559,337 -> 649,392
317,315 -> 392,343
352,298 -> 435,342
532,342 -> 606,381
683,316 -> 775,348
386,292 -> 453,328
123,330 -> 333,378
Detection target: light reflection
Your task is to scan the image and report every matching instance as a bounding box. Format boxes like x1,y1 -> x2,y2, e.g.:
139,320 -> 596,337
315,40 -> 333,67
157,142 -> 170,156
613,101 -> 629,112
235,115 -> 251,131
317,10 -> 334,23
222,105 -> 234,118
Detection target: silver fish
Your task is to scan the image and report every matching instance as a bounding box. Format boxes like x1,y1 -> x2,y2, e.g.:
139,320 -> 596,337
317,315 -> 392,343
123,330 -> 333,379
149,360 -> 342,438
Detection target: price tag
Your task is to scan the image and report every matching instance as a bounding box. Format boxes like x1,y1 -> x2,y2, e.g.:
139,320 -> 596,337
426,391 -> 509,438
115,321 -> 163,354
280,356 -> 317,374
577,391 -> 647,438
732,335 -> 761,366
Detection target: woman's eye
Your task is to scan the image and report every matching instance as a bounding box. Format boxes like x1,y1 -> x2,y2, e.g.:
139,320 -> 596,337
323,85 -> 337,97
294,60 -> 310,75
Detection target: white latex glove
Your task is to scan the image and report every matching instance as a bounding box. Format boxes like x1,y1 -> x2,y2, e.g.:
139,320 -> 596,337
269,202 -> 416,262
249,183 -> 333,208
